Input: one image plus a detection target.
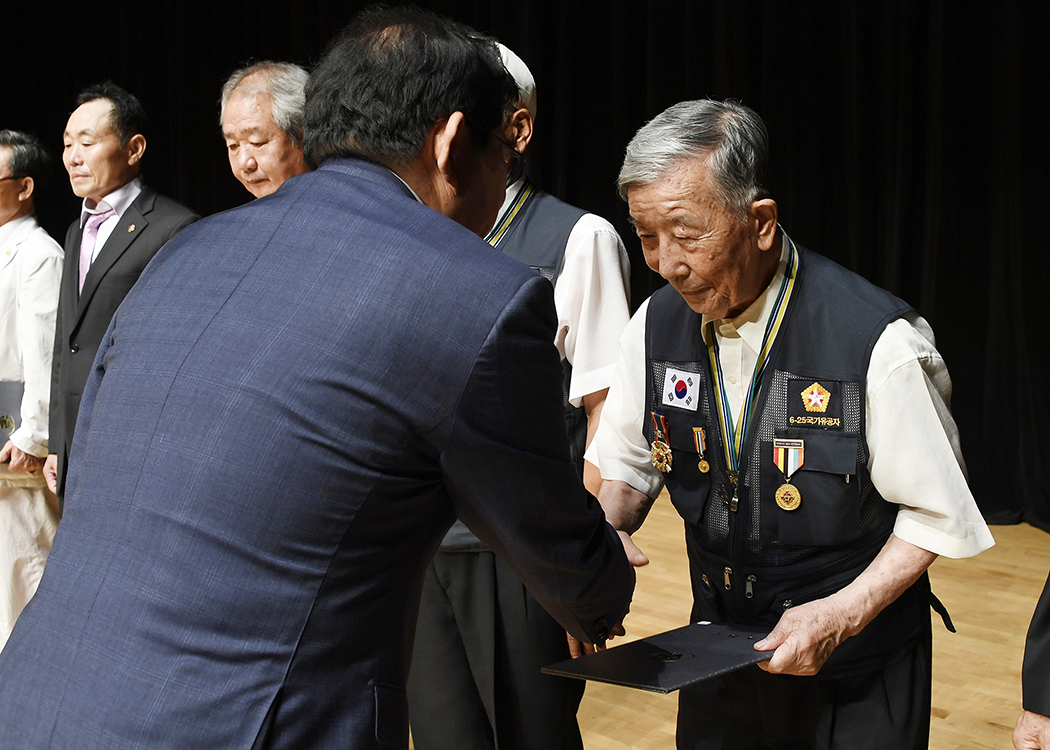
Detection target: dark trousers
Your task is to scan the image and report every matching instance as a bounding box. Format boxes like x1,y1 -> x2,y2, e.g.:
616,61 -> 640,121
676,618 -> 932,750
408,550 -> 584,750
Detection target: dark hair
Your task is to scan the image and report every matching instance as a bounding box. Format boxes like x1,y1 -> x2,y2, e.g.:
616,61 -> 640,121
303,6 -> 518,169
0,130 -> 51,189
75,81 -> 149,146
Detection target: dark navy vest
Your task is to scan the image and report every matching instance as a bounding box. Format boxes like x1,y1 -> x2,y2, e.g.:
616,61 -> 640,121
645,242 -> 928,676
440,185 -> 587,552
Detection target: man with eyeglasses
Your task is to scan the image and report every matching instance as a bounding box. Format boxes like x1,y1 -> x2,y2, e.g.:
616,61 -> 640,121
408,44 -> 632,750
0,130 -> 63,651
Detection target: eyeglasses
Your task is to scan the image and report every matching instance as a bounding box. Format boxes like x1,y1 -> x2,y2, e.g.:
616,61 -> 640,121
465,118 -> 526,185
0,174 -> 27,182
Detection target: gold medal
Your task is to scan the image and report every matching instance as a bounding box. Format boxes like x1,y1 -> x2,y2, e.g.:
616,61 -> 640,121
775,483 -> 801,511
650,412 -> 672,473
651,440 -> 672,473
692,427 -> 709,473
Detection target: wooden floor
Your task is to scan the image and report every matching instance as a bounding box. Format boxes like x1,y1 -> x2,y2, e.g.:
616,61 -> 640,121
576,493 -> 1050,750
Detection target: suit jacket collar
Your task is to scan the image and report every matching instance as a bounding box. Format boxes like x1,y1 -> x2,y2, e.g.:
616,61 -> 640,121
318,158 -> 419,203
74,184 -> 159,321
78,177 -> 143,228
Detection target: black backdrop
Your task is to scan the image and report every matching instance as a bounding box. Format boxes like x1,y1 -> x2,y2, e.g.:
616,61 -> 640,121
7,1 -> 1049,530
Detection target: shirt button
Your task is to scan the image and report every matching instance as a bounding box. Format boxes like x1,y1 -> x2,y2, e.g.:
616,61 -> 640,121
70,344 -> 79,353
728,375 -> 737,384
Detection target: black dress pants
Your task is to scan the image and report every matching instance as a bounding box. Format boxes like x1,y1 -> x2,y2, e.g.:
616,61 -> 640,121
408,550 -> 584,750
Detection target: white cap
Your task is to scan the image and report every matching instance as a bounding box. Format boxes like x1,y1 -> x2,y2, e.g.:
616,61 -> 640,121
497,43 -> 537,120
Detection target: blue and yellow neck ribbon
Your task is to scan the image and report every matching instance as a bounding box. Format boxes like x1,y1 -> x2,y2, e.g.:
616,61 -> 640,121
485,177 -> 535,247
707,239 -> 799,480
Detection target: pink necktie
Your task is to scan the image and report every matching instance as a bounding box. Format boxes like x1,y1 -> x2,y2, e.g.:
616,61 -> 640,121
78,208 -> 116,294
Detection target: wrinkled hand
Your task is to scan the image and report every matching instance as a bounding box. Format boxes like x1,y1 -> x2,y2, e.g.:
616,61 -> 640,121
754,594 -> 858,676
753,534 -> 936,677
1014,711 -> 1050,749
1,441 -> 46,474
43,454 -> 59,494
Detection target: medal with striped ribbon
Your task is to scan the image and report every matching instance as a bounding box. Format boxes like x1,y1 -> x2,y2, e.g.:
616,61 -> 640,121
707,239 -> 798,512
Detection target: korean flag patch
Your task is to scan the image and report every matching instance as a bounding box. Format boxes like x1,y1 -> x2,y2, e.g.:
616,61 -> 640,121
662,368 -> 700,412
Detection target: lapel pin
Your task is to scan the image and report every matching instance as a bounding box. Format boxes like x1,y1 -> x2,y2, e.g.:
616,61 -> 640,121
127,224 -> 136,233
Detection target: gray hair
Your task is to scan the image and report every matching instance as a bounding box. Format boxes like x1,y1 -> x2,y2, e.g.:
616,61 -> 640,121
0,129 -> 50,184
618,99 -> 770,220
220,61 -> 309,147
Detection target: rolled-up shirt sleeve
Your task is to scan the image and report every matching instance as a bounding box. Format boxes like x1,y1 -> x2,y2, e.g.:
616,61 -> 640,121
554,214 -> 632,407
867,313 -> 995,558
586,298 -> 665,499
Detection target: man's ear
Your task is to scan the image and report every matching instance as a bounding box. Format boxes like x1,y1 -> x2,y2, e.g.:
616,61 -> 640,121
125,133 -> 147,167
752,198 -> 779,251
17,176 -> 34,203
432,111 -> 473,194
507,107 -> 533,153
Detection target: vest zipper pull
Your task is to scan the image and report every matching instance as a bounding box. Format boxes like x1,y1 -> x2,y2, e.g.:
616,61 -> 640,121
729,485 -> 739,513
724,567 -> 732,590
746,575 -> 756,599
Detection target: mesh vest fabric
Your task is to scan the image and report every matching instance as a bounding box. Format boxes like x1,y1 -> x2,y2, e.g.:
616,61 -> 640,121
644,243 -> 928,676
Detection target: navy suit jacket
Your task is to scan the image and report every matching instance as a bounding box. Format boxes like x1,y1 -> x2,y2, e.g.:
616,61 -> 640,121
50,183 -> 198,494
0,160 -> 633,749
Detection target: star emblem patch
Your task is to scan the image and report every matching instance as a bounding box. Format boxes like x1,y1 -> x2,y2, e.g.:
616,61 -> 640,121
801,382 -> 831,413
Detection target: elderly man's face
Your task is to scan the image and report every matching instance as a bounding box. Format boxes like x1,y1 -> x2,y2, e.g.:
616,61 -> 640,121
62,98 -> 142,205
222,90 -> 309,199
629,156 -> 772,319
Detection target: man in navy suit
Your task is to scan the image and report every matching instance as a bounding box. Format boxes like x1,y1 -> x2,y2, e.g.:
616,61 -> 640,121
44,82 -> 198,498
0,8 -> 633,750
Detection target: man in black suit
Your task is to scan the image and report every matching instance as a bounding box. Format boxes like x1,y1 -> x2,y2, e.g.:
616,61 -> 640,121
43,82 -> 198,497
1016,574 -> 1050,749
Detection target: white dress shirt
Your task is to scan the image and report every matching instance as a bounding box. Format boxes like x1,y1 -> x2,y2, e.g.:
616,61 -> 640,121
496,179 -> 632,405
589,234 -> 994,559
78,176 -> 143,268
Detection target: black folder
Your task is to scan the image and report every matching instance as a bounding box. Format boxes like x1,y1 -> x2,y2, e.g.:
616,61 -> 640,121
542,621 -> 772,694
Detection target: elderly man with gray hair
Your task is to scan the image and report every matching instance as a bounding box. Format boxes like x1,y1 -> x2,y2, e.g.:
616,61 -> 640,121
220,61 -> 311,198
588,98 -> 994,749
